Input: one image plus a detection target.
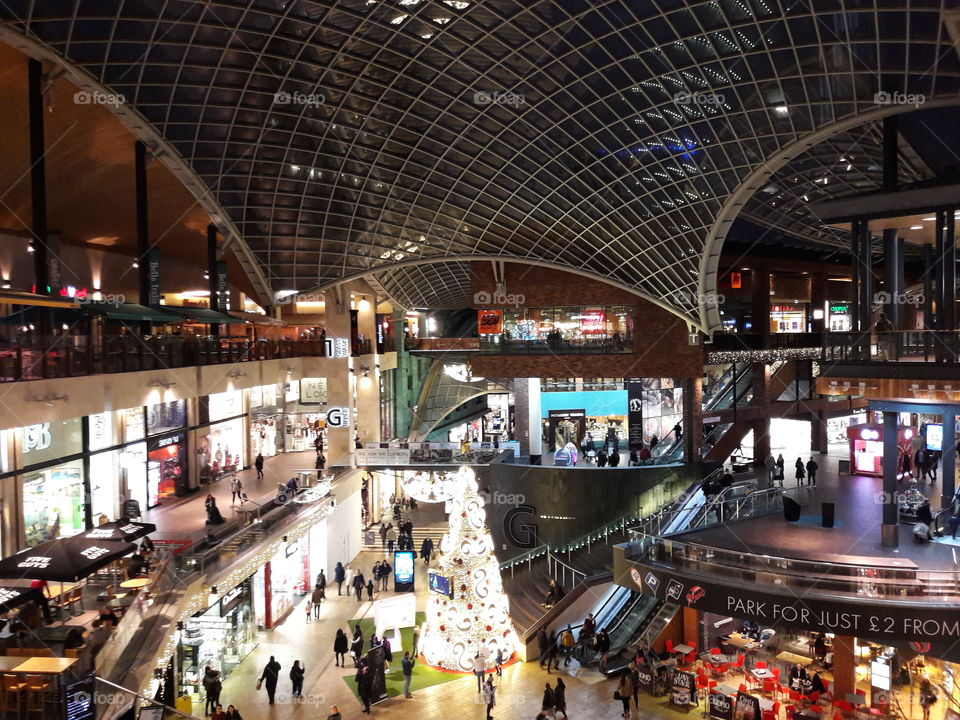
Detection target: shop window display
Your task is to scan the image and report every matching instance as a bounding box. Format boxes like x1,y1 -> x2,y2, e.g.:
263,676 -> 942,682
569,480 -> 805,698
199,418 -> 243,483
22,461 -> 85,546
180,581 -> 256,704
148,435 -> 187,503
480,305 -> 632,353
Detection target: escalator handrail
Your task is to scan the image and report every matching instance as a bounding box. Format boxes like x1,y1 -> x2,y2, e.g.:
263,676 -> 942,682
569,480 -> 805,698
703,363 -> 753,412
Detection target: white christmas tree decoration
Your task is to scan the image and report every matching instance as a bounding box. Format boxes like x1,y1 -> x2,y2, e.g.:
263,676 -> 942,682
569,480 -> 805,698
420,466 -> 518,671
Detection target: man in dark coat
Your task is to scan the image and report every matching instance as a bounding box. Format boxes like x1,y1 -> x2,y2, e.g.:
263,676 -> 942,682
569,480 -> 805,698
420,537 -> 434,564
260,656 -> 281,704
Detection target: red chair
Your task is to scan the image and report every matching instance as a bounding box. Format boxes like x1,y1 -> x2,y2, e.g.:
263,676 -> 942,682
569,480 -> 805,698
762,679 -> 777,696
710,648 -> 722,655
666,639 -> 675,654
731,654 -> 746,677
809,691 -> 822,704
771,668 -> 781,683
739,684 -> 748,694
761,701 -> 781,720
756,661 -> 767,670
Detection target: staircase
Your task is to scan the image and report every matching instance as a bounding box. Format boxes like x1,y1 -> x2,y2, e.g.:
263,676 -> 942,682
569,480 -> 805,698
362,524 -> 445,552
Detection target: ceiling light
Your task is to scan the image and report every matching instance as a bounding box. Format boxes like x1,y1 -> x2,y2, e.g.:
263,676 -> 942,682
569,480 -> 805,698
910,225 -> 923,230
772,105 -> 789,116
290,165 -> 300,172
132,261 -> 139,268
923,217 -> 936,221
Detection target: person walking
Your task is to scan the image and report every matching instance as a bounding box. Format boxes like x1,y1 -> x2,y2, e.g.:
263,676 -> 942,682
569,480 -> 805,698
494,648 -> 504,677
334,562 -> 345,595
560,625 -> 575,667
795,457 -> 805,486
379,522 -> 388,549
203,666 -> 222,715
919,678 -> 937,720
412,624 -> 421,658
482,676 -> 496,720
543,630 -> 560,674
472,651 -> 486,692
401,651 -> 415,698
311,583 -> 325,617
805,457 -> 818,486
379,559 -> 391,591
289,660 -> 305,698
334,628 -> 348,667
357,662 -> 372,714
386,524 -> 398,553
350,626 -> 364,667
764,454 -> 777,485
554,678 -> 568,719
317,569 -> 327,595
542,682 -> 556,719
776,453 -> 785,482
230,475 -> 243,505
371,561 -> 381,592
420,536 -> 434,565
304,596 -> 313,623
365,578 -> 375,601
616,669 -> 634,718
259,656 -> 281,704
352,571 -> 365,603
254,453 -> 264,480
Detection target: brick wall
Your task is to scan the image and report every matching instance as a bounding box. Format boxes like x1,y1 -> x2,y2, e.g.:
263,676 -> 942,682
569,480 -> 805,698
469,263 -> 704,378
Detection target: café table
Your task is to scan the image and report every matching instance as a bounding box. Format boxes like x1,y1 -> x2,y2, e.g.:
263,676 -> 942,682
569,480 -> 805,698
673,643 -> 695,655
715,684 -> 739,696
759,698 -> 776,712
777,651 -> 815,667
119,578 -> 151,590
725,633 -> 760,651
13,657 -> 77,674
702,653 -> 736,665
751,668 -> 774,680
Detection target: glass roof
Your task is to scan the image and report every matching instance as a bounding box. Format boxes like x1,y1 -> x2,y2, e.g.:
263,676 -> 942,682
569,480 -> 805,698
2,0 -> 958,326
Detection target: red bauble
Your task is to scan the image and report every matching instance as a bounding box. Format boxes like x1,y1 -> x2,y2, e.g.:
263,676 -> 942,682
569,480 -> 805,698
461,512 -> 467,517
503,631 -> 509,637
439,625 -> 445,631
486,625 -> 492,631
467,603 -> 473,610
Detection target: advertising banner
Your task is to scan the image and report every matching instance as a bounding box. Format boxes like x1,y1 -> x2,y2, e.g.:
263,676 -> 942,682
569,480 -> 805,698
709,691 -> 734,720
626,378 -> 645,451
477,310 -> 503,335
616,549 -> 960,663
635,664 -> 654,694
365,644 -> 388,704
671,669 -> 696,706
734,692 -> 761,720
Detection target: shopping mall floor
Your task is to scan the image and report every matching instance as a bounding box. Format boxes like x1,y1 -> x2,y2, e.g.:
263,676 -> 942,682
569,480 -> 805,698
683,448 -> 958,568
143,450 -> 319,542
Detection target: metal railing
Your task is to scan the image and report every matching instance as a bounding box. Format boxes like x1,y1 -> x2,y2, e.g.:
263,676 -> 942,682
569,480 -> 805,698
546,554 -> 587,588
95,677 -> 202,720
478,336 -> 633,355
624,532 -> 960,603
0,336 -> 327,382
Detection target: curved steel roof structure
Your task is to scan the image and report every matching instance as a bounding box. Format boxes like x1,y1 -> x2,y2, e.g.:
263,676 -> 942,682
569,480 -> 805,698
1,1 -> 959,329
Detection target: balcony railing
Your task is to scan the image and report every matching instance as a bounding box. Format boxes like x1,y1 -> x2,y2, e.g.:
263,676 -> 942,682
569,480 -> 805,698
0,336 -> 327,382
479,335 -> 633,354
625,530 -> 960,603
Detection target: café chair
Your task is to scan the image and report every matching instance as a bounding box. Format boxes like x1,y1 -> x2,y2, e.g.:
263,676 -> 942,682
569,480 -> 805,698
61,587 -> 84,616
762,679 -> 778,697
761,701 -> 781,720
1,673 -> 27,716
24,675 -> 51,717
710,648 -> 721,656
731,654 -> 746,676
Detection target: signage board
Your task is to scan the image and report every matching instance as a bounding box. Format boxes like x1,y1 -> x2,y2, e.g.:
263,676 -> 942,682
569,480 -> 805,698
734,692 -> 761,720
635,664 -> 654,694
617,549 -> 960,662
428,570 -> 452,597
926,423 -> 943,452
299,378 -> 328,405
326,407 -> 350,428
709,690 -> 734,720
324,338 -> 351,358
626,378 -> 645,451
147,250 -> 161,309
394,551 -> 415,590
477,310 -> 502,335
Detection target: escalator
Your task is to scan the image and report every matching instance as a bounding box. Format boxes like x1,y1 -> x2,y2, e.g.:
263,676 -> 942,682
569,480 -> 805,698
703,364 -> 753,412
650,429 -> 684,464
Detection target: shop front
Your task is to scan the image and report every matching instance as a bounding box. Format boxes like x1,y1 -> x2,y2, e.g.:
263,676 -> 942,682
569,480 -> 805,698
846,423 -> 914,477
253,538 -> 309,629
148,433 -> 188,504
479,304 -> 633,353
178,579 -> 257,706
770,304 -> 807,333
829,302 -> 852,331
16,418 -> 86,546
198,391 -> 245,483
249,383 -> 284,458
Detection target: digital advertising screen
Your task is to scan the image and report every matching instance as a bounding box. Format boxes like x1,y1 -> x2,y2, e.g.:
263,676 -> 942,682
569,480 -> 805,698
428,570 -> 451,597
926,423 -> 943,452
394,551 -> 415,588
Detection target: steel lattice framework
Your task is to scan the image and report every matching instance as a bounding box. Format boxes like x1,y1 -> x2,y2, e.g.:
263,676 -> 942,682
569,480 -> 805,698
1,1 -> 959,327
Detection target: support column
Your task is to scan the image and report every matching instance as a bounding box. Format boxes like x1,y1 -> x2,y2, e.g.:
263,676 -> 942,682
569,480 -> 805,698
810,411 -> 828,454
850,221 -> 861,332
810,272 -> 827,334
924,245 -> 935,359
751,362 -> 771,405
881,411 -> 899,547
859,226 -> 873,333
27,59 -> 49,295
882,228 -> 904,329
134,141 -> 153,335
943,210 -> 957,361
751,418 -> 770,479
832,635 -> 857,699
942,412 -> 956,510
752,267 -> 770,340
528,378 -> 542,464
354,290 -> 380,445
325,290 -> 356,466
206,224 -> 220,336
881,115 -> 898,193
683,377 -> 702,463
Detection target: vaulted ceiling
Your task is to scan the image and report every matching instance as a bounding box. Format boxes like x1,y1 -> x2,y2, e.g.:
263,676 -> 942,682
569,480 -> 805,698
1,1 -> 958,326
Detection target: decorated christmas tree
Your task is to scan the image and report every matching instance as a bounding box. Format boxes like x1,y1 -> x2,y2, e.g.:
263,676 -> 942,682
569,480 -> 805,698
420,466 -> 517,672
